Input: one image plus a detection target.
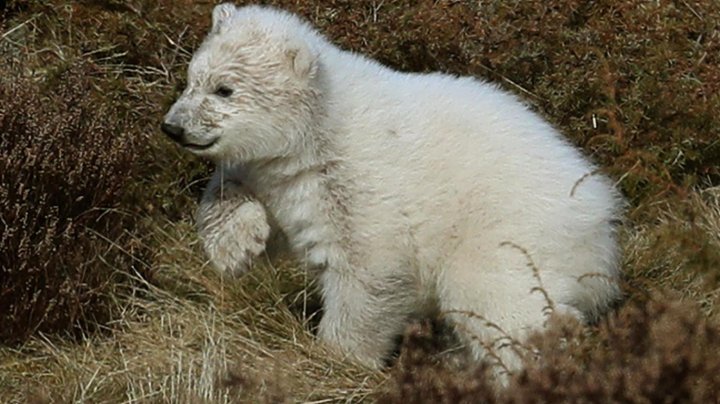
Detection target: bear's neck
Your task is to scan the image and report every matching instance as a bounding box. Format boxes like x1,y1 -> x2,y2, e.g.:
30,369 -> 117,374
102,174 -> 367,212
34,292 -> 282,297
239,67 -> 351,272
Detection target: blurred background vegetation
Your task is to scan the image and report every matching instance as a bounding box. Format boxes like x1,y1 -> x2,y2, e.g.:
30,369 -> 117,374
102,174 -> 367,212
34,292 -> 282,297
1,0 -> 719,402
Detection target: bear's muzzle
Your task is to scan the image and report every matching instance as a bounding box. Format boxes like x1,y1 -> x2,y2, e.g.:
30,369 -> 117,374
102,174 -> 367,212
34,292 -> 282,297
161,122 -> 185,143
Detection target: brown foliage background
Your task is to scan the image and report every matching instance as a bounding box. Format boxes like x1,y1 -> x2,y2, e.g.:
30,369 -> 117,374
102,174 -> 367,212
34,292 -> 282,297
0,63 -> 143,343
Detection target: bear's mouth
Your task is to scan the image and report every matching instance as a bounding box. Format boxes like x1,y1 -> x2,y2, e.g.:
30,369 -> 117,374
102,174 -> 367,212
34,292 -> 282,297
182,138 -> 218,151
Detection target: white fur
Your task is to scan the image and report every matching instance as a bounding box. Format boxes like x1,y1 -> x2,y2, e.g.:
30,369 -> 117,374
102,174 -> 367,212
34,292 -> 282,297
163,4 -> 623,377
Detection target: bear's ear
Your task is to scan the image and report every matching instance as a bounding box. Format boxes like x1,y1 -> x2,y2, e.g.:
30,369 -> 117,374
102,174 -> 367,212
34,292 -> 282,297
286,41 -> 318,79
211,3 -> 236,34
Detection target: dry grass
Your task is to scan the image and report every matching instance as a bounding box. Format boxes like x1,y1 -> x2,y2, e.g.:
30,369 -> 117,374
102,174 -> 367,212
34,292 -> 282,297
623,188 -> 720,313
2,0 -> 720,402
1,219 -> 383,403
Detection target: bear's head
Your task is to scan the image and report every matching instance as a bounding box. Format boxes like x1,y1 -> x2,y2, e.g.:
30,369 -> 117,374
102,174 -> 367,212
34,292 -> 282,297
162,4 -> 321,163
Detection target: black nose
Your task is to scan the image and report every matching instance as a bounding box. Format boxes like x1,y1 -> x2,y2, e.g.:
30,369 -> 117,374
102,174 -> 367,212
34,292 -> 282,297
161,122 -> 185,142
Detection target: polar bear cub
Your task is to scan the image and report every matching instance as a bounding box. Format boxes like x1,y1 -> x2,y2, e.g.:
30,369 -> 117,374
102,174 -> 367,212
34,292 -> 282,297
162,3 -> 623,375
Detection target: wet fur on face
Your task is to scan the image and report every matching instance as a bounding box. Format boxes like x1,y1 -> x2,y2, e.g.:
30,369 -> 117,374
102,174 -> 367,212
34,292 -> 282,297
163,5 -> 321,162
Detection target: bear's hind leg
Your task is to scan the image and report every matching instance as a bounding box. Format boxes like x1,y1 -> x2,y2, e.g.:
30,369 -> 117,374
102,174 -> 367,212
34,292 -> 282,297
437,244 -> 580,382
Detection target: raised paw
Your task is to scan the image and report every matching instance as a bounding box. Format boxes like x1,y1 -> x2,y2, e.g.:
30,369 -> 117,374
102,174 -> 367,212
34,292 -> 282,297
197,182 -> 270,277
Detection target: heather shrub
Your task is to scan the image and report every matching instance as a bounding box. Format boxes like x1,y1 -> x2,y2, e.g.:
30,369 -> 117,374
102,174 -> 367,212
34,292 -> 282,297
377,321 -> 497,404
379,294 -> 720,403
0,63 -> 142,343
511,294 -> 720,403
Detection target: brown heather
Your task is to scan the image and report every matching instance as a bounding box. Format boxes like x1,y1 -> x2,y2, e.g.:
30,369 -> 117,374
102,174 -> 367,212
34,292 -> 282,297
0,63 -> 141,343
379,295 -> 720,403
1,0 -> 720,402
510,295 -> 720,403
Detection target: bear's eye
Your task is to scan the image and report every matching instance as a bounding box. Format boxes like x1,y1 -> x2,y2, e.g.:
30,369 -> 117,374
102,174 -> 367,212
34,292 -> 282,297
214,86 -> 233,98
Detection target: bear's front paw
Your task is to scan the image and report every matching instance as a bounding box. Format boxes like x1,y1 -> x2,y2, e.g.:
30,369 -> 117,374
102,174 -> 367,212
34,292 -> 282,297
197,197 -> 270,278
